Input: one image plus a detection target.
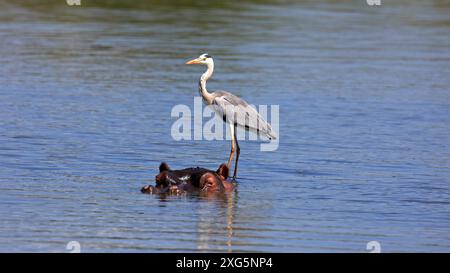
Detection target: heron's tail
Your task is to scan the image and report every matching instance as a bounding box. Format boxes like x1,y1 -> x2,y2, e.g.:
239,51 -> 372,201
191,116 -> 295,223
260,124 -> 277,140
266,130 -> 277,140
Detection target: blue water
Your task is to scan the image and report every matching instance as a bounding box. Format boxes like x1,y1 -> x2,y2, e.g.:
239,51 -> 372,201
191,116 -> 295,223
0,0 -> 449,252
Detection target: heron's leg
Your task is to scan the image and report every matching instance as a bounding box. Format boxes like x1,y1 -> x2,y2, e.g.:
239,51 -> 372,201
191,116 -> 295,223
227,122 -> 235,170
233,124 -> 240,180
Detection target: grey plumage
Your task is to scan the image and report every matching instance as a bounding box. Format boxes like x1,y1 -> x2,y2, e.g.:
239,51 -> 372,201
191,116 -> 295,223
210,91 -> 277,140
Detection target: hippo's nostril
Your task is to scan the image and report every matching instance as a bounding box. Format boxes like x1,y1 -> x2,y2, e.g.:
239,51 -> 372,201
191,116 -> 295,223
201,181 -> 214,192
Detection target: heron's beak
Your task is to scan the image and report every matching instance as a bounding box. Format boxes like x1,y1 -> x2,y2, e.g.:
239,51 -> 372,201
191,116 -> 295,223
185,58 -> 201,65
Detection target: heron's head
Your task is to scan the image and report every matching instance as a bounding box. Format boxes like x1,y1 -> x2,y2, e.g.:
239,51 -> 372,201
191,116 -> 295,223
185,53 -> 213,65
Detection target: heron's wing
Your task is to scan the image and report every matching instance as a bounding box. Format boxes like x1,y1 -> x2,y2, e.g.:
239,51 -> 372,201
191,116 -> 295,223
211,91 -> 277,140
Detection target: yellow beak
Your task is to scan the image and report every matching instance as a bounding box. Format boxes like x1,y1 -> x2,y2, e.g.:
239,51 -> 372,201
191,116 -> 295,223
185,58 -> 201,65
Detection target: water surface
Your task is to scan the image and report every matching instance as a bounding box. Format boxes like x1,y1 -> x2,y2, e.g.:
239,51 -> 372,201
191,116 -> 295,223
0,0 -> 449,252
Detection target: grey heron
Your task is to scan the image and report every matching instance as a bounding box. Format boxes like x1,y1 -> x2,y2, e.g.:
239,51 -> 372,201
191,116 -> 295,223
186,53 -> 277,180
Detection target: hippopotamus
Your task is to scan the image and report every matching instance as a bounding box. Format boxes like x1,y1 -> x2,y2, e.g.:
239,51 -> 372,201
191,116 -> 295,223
141,162 -> 235,194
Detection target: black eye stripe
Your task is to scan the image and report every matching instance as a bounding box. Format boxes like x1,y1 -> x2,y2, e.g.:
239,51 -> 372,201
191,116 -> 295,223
205,54 -> 212,58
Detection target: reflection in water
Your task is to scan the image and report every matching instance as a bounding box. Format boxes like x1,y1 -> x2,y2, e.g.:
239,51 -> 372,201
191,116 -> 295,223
149,189 -> 238,252
225,193 -> 235,251
197,192 -> 237,252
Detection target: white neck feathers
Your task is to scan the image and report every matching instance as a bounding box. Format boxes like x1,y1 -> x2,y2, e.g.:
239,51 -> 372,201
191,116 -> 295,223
198,61 -> 214,104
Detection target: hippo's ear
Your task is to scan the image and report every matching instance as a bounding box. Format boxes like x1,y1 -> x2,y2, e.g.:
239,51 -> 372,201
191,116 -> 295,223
159,162 -> 170,172
216,163 -> 229,179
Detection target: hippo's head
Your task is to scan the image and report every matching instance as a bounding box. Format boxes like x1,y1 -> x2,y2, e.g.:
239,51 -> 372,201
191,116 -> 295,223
198,164 -> 233,192
199,172 -> 225,192
154,162 -> 235,193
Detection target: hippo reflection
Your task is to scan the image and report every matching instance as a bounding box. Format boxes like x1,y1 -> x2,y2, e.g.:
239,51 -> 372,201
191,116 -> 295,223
141,162 -> 235,194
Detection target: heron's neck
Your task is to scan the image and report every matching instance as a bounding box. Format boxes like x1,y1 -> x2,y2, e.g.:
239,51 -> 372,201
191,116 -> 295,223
199,62 -> 214,104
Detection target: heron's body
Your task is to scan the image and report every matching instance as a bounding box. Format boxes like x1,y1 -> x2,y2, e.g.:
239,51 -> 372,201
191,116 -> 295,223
186,53 -> 277,179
